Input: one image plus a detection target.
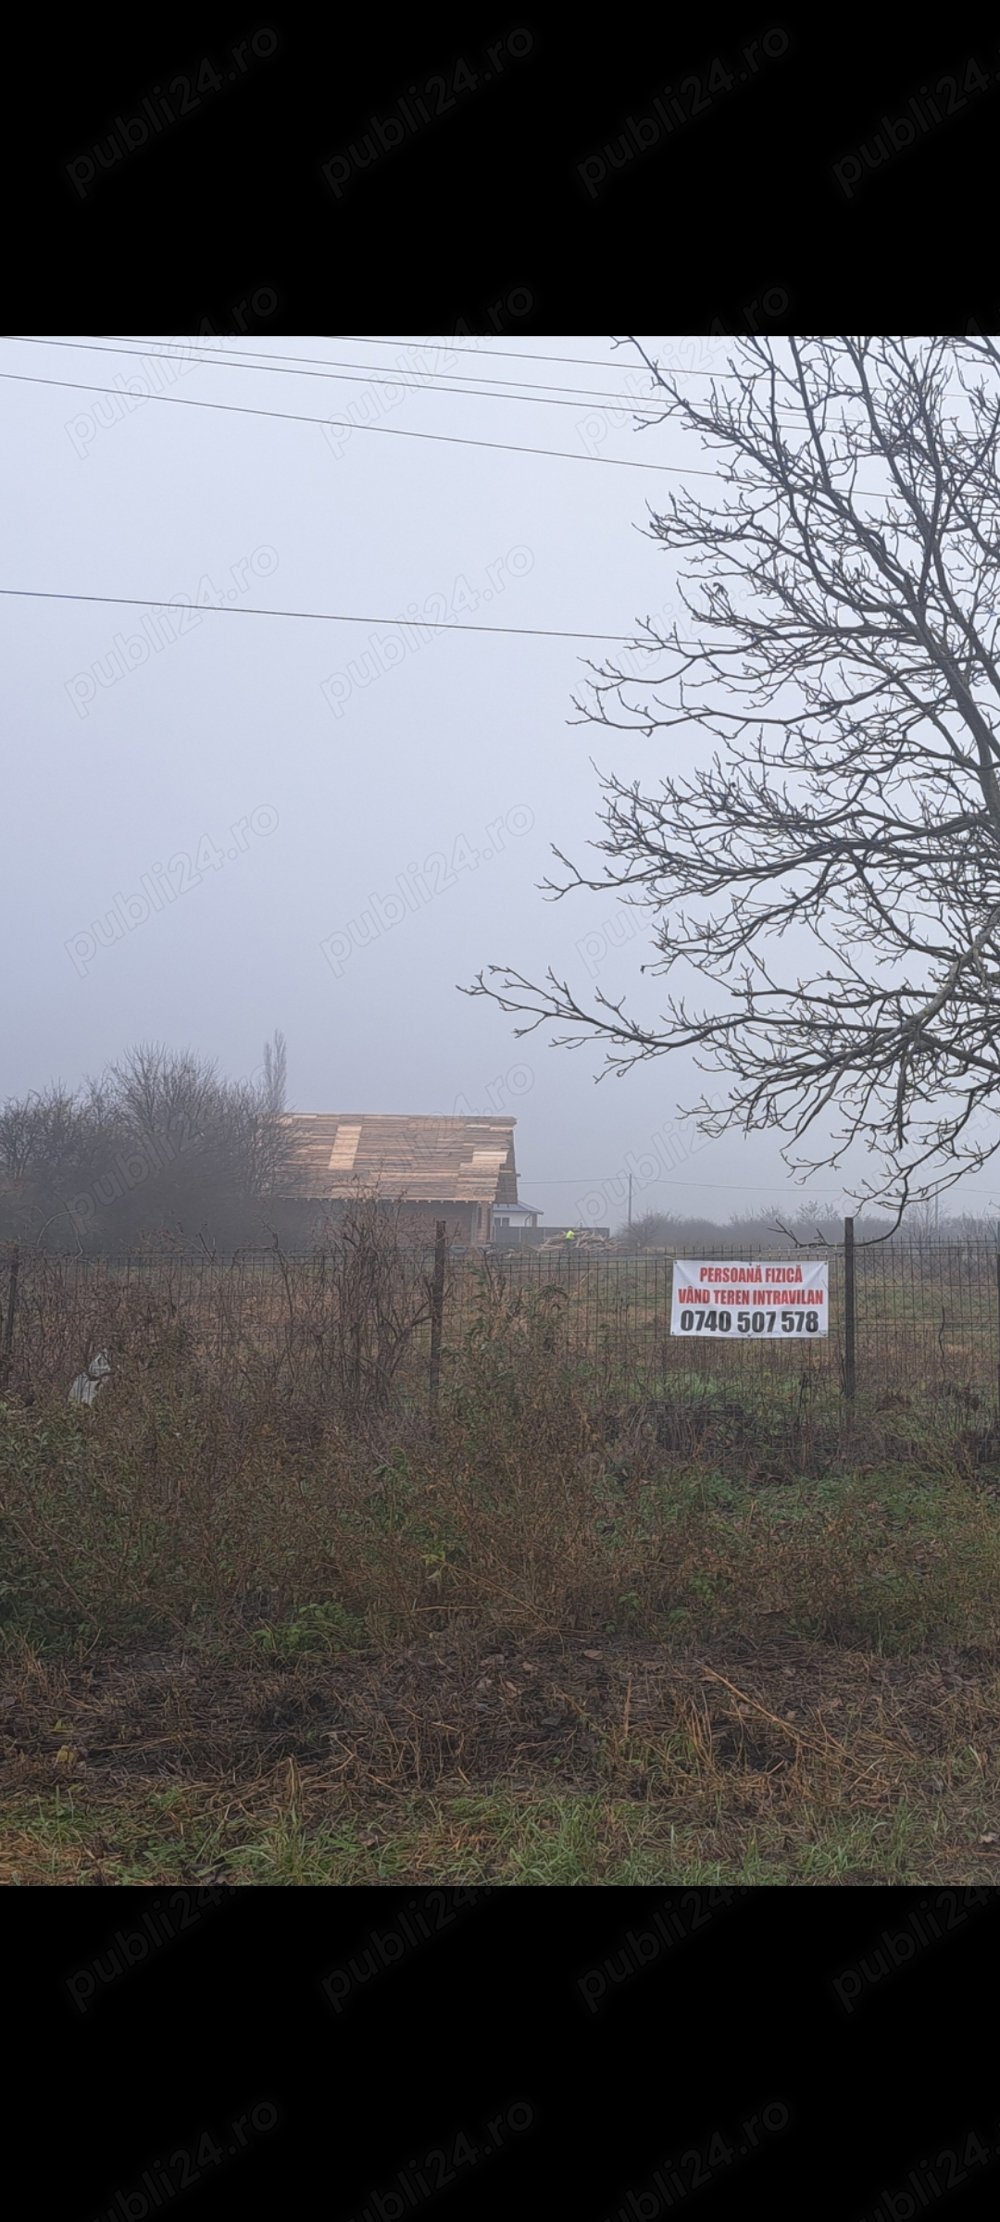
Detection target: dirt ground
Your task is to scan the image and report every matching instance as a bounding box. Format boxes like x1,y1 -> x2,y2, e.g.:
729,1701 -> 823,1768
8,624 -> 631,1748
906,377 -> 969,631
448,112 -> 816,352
4,1630 -> 999,1885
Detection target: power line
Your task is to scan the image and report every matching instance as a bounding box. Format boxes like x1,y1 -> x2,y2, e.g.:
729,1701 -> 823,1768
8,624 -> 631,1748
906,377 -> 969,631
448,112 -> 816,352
341,335 -> 742,378
0,585 -> 637,644
8,336 -> 669,416
107,333 -> 740,389
1,367 -> 889,494
523,1172 -> 1000,1196
80,336 -> 671,410
523,1174 -> 850,1190
0,370 -> 720,475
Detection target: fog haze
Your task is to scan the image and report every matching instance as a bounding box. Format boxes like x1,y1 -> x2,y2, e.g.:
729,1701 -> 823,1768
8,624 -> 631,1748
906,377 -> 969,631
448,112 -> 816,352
6,334 -> 998,1232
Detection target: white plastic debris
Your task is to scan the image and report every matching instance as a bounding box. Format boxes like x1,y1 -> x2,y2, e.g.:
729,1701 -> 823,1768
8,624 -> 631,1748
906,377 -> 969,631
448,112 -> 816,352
69,1351 -> 112,1405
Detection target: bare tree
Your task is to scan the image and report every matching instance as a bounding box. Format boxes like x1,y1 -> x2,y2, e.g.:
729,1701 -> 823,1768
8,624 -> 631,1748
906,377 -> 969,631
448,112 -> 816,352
0,1095 -> 45,1188
107,1044 -> 215,1157
614,1204 -> 895,1251
261,1028 -> 288,1115
0,1043 -> 298,1251
104,1044 -> 286,1239
0,1082 -> 124,1243
468,336 -> 1000,1224
0,1085 -> 87,1188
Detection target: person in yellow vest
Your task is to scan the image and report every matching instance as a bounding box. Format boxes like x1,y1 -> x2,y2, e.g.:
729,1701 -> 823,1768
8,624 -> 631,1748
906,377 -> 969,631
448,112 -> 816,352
564,1227 -> 576,1243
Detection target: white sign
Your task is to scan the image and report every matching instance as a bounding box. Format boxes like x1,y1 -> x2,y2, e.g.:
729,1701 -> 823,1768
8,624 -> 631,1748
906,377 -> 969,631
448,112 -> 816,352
670,1260 -> 829,1338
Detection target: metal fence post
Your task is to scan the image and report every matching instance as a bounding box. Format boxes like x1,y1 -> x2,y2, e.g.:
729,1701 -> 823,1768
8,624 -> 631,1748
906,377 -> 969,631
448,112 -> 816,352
429,1219 -> 446,1420
995,1227 -> 1000,1419
843,1216 -> 856,1403
0,1241 -> 20,1391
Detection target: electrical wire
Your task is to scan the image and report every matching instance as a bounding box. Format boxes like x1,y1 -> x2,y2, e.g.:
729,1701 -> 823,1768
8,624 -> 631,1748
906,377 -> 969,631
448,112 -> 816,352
84,336 -> 672,409
0,585 -> 638,644
522,1172 -> 1000,1196
340,335 -> 742,377
0,369 -> 722,474
522,1175 -> 851,1190
7,336 -> 670,415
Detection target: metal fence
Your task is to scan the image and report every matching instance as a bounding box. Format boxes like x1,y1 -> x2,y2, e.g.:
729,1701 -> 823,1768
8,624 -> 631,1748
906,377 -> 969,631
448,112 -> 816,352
439,1240 -> 1000,1413
2,1236 -> 1000,1417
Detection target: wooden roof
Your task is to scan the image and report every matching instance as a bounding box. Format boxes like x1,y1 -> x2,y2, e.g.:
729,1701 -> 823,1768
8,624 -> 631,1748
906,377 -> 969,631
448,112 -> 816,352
277,1114 -> 519,1204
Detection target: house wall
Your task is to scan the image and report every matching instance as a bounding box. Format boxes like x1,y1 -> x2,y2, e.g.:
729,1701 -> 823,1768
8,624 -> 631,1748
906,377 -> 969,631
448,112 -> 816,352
394,1201 -> 484,1246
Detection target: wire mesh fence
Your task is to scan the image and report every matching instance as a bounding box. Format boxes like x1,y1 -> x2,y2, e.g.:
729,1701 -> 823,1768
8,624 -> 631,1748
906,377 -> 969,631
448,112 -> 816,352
2,1236 -> 999,1419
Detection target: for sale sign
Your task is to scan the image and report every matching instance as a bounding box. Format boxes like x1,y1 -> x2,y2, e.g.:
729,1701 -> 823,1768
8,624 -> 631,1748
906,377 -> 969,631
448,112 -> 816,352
670,1259 -> 829,1338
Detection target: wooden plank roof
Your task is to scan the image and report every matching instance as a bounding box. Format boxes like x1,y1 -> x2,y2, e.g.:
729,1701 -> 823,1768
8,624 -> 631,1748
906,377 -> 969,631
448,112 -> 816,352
276,1114 -> 519,1204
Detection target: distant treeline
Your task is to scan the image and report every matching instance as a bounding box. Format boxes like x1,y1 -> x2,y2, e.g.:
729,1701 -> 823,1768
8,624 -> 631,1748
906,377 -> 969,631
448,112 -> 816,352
0,1038 -> 298,1255
3,1042 -> 996,1258
614,1206 -> 1000,1249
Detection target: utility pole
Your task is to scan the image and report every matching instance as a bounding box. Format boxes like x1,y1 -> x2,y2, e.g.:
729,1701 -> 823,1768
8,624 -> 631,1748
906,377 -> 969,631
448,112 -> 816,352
627,1172 -> 633,1230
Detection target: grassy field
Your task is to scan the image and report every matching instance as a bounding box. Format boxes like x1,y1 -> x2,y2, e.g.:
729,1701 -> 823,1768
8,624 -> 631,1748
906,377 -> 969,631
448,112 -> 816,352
8,1240 -> 1000,1409
3,1271 -> 1000,1886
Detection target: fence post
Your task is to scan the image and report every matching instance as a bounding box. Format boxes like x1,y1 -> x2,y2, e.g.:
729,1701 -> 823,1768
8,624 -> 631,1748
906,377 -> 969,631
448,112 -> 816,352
0,1241 -> 20,1391
995,1229 -> 1000,1420
428,1219 -> 446,1421
843,1216 -> 856,1403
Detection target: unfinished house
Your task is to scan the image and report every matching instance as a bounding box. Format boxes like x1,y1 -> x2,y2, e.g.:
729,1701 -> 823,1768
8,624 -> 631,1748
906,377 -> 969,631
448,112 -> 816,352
274,1113 -> 521,1246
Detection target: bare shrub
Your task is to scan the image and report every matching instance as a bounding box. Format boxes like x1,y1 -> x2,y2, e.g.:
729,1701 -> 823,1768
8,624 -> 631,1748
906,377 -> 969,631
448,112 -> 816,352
320,1196 -> 437,1421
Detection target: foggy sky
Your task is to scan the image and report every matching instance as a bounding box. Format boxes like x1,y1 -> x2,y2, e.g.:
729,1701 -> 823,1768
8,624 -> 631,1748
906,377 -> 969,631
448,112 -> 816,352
6,333 -> 999,1233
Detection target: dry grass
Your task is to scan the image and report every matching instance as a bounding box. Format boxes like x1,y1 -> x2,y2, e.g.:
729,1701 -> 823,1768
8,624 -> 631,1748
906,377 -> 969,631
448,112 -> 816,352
3,1248 -> 1000,1882
3,1633 -> 999,1885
